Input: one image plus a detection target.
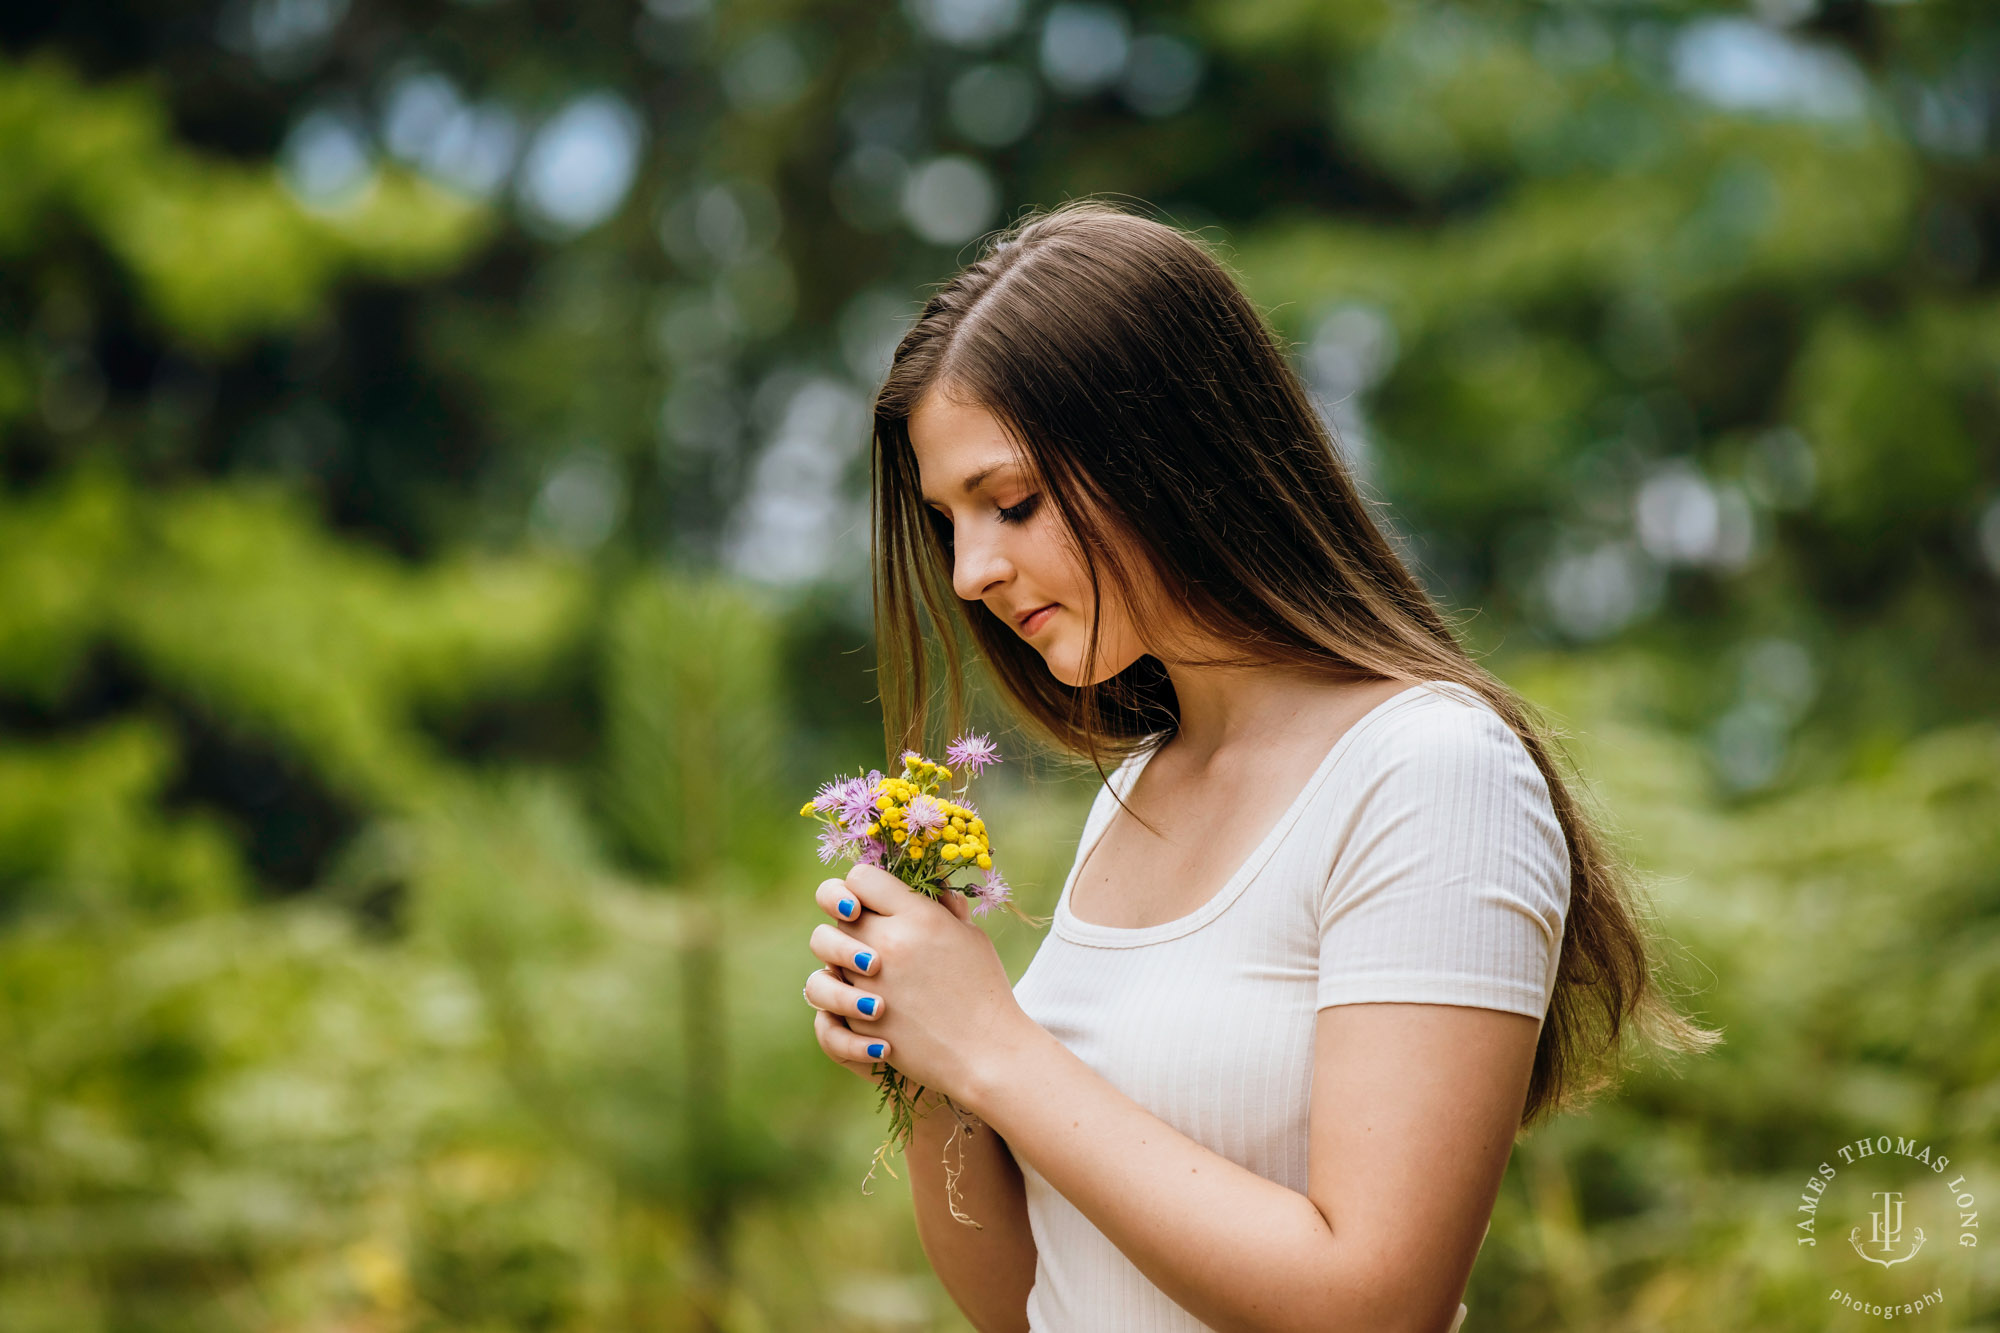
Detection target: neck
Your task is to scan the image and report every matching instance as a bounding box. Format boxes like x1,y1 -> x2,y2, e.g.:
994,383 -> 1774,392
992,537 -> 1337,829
1157,653 -> 1355,764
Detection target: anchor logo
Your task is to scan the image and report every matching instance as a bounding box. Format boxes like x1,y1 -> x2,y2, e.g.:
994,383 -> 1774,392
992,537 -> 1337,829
1849,1191 -> 1926,1269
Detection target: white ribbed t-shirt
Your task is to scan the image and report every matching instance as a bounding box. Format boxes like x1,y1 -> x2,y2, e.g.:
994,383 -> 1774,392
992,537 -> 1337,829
1008,680 -> 1571,1332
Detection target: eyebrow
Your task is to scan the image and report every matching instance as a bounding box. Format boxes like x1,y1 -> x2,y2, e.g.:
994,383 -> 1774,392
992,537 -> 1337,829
923,459 -> 1020,507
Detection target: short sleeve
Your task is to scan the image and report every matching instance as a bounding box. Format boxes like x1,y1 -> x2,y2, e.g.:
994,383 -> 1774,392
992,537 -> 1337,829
1315,689 -> 1571,1018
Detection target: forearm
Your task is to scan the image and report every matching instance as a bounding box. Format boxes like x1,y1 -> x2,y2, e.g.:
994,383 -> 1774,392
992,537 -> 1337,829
961,1026 -> 1409,1333
906,1086 -> 1037,1332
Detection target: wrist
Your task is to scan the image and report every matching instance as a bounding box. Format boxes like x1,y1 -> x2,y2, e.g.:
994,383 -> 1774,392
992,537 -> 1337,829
960,1014 -> 1050,1126
911,1084 -> 982,1140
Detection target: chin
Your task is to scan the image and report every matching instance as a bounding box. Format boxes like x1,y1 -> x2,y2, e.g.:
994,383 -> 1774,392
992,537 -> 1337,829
1034,638 -> 1089,689
1040,639 -> 1140,690
1039,653 -> 1085,689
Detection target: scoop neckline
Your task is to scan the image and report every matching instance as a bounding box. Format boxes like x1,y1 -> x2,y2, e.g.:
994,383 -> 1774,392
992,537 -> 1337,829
1053,680 -> 1463,949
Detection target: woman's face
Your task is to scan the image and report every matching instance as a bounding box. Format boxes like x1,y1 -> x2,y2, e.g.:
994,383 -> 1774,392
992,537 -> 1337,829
907,390 -> 1150,688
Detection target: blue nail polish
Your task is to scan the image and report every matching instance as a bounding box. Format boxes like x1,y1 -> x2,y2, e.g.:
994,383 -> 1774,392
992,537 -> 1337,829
854,951 -> 874,972
838,897 -> 856,918
867,1042 -> 885,1059
857,997 -> 877,1016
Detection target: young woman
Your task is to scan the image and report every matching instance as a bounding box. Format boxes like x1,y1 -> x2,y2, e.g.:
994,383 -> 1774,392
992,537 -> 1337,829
801,202 -> 1715,1332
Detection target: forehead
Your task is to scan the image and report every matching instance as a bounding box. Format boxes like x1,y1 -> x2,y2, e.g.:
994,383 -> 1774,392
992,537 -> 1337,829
908,392 -> 1027,492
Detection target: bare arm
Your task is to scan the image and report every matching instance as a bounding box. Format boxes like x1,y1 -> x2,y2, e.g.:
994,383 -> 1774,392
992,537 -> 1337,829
959,1003 -> 1539,1333
905,1087 -> 1036,1332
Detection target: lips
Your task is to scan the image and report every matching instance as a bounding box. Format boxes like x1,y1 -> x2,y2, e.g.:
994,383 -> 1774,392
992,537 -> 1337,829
1015,603 -> 1059,636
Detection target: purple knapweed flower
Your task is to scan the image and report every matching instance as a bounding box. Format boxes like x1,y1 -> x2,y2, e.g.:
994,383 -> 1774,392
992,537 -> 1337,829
945,733 -> 1001,775
968,866 -> 1011,919
816,821 -> 859,865
903,795 -> 946,834
836,771 -> 883,830
810,779 -> 846,813
856,835 -> 886,867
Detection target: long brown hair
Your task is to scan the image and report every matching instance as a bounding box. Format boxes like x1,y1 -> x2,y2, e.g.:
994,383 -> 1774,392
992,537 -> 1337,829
869,200 -> 1718,1127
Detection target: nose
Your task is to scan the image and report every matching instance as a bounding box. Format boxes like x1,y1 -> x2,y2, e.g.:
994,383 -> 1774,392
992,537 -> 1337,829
950,522 -> 1012,603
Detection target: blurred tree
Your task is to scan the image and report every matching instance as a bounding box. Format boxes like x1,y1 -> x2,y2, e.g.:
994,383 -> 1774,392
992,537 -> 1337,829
2,0 -> 1998,1329
5,0 -> 1996,796
601,574 -> 796,1327
1209,0 -> 2000,790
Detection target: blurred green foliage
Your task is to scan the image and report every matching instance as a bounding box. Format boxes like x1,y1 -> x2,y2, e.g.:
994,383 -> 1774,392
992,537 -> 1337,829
0,59 -> 483,350
1,0 -> 1996,1329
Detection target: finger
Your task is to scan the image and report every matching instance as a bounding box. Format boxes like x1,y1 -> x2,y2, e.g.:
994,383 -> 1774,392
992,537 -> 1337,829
805,967 -> 885,1023
816,878 -> 862,923
941,886 -> 973,923
810,922 -> 879,976
802,962 -> 838,1008
813,1009 -> 887,1082
814,1007 -> 890,1065
843,862 -> 926,917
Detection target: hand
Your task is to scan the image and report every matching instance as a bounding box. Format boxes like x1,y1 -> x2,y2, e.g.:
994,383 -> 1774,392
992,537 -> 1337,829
803,863 -> 1029,1105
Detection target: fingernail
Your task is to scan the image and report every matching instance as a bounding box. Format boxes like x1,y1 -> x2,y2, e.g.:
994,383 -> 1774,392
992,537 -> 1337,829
838,897 -> 857,918
854,951 -> 874,972
867,1042 -> 886,1059
857,996 -> 878,1017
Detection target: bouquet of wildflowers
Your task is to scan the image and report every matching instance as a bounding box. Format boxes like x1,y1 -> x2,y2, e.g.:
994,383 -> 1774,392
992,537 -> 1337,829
800,733 -> 1044,1224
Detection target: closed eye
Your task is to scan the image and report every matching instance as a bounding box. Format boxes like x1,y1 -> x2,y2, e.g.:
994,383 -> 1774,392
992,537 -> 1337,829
996,493 -> 1042,525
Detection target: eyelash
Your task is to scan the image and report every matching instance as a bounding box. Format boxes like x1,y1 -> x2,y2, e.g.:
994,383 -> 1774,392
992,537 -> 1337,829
996,494 -> 1041,525
929,493 -> 1040,548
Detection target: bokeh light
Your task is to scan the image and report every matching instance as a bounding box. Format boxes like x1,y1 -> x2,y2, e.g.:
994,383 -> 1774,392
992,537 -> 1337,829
516,92 -> 645,236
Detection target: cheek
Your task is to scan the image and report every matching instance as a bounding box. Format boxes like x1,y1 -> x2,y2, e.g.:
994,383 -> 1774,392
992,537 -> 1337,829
1052,585 -> 1149,685
1028,519 -> 1096,603
1018,511 -> 1152,677
1089,593 -> 1147,664
1014,530 -> 1078,596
